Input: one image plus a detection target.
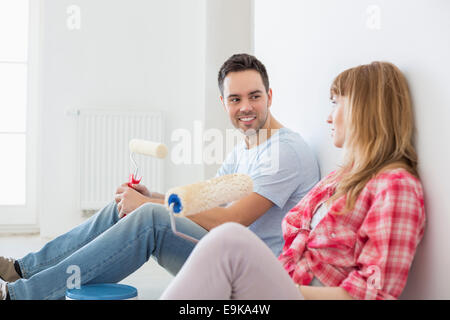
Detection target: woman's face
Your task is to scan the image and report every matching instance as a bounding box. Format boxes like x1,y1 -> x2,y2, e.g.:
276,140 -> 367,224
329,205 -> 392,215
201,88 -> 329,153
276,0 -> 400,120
327,95 -> 346,148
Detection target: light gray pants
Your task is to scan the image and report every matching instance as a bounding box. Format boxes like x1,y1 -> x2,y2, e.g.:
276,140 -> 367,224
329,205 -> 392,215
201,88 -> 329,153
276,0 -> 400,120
160,222 -> 304,300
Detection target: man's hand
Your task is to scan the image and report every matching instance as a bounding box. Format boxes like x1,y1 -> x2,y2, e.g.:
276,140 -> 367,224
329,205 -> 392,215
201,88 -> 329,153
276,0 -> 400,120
130,183 -> 152,198
115,182 -> 152,199
114,183 -> 151,218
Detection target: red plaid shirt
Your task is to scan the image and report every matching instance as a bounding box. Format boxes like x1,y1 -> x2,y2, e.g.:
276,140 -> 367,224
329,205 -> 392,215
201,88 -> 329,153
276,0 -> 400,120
278,168 -> 426,300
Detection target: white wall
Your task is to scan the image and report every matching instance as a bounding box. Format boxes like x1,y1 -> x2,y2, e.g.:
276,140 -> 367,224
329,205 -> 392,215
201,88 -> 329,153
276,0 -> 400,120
254,0 -> 450,299
204,0 -> 254,178
38,0 -> 252,237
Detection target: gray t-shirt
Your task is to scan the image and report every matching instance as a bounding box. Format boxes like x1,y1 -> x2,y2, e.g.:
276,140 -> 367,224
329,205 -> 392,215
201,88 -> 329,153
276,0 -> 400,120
216,128 -> 320,256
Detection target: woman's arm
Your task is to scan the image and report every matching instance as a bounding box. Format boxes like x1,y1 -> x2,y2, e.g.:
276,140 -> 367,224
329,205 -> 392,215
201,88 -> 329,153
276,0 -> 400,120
298,285 -> 353,300
337,172 -> 426,300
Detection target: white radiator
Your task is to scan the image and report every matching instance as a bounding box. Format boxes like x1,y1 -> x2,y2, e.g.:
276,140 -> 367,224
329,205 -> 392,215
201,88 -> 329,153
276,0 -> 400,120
76,109 -> 164,211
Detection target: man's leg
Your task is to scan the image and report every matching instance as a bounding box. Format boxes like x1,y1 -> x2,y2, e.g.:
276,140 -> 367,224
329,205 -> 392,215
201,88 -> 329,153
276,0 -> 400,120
7,203 -> 207,299
160,222 -> 304,300
16,201 -> 120,279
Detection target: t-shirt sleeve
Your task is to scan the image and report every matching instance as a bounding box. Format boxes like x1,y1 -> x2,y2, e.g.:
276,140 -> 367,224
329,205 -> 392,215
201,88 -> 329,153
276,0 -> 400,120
251,143 -> 303,209
215,148 -> 236,178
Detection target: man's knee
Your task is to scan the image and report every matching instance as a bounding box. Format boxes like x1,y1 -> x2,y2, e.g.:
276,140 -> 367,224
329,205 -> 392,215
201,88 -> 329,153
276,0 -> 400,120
129,202 -> 170,226
95,200 -> 119,220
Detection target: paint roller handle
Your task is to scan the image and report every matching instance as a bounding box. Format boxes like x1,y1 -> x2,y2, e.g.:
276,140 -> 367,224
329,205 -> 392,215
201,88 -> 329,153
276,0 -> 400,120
128,173 -> 142,188
122,174 -> 142,218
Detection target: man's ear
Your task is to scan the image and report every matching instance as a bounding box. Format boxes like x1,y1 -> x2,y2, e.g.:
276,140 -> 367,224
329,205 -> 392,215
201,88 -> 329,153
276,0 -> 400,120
267,88 -> 273,108
220,95 -> 227,112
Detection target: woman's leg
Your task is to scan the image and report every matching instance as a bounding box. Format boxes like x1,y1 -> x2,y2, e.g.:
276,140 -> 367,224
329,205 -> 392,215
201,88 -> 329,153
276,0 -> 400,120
160,222 -> 304,300
16,201 -> 120,279
7,203 -> 208,300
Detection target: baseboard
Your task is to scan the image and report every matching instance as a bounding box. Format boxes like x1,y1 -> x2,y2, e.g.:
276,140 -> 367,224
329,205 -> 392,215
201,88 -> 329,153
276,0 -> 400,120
0,224 -> 40,236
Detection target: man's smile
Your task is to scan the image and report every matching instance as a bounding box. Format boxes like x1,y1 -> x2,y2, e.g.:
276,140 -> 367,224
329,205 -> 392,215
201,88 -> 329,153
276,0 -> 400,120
238,115 -> 257,125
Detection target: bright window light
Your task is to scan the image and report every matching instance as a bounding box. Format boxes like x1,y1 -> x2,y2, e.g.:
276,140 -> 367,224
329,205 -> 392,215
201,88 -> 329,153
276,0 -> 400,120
0,64 -> 27,132
0,0 -> 29,206
0,134 -> 26,205
0,0 -> 29,62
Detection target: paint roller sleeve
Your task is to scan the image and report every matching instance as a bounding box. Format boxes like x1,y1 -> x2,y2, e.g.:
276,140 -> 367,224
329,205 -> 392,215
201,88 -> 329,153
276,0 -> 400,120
165,174 -> 253,216
129,139 -> 168,158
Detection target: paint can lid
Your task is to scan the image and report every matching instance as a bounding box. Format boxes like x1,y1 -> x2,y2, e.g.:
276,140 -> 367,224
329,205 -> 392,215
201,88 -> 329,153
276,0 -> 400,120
66,283 -> 138,300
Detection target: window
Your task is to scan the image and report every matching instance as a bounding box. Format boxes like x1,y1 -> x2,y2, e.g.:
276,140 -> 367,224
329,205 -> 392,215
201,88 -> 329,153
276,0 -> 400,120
0,0 -> 38,228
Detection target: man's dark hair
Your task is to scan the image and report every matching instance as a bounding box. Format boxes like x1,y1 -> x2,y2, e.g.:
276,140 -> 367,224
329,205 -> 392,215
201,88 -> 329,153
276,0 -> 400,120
218,53 -> 270,96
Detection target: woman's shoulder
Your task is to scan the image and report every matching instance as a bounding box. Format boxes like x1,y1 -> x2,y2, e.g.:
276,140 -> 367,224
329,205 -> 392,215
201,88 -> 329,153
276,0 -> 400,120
367,166 -> 423,195
374,166 -> 419,181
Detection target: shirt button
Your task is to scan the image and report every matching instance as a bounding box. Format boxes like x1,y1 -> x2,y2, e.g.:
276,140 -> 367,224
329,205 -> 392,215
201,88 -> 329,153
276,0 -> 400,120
330,232 -> 336,238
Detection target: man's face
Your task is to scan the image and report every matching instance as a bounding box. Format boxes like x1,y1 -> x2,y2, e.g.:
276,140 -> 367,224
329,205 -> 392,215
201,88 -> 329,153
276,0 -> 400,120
220,70 -> 272,135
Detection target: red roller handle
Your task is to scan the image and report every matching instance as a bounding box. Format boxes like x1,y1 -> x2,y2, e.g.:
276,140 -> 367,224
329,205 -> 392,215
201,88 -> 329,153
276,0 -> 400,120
128,173 -> 142,188
122,173 -> 142,218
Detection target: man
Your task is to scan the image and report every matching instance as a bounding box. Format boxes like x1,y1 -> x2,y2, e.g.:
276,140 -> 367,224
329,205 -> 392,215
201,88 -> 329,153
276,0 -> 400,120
0,54 -> 319,300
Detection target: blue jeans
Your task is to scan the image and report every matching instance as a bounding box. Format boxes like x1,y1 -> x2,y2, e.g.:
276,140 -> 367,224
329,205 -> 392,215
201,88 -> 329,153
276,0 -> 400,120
7,201 -> 208,300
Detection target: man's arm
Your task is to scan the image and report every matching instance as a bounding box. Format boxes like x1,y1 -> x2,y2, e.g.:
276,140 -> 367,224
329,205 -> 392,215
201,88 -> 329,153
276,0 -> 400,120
187,192 -> 274,231
145,192 -> 165,204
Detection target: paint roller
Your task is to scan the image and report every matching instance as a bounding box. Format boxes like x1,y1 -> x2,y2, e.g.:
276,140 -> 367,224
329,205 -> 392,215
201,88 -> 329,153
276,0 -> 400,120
129,139 -> 168,159
121,139 -> 168,218
128,139 -> 168,187
164,173 -> 253,243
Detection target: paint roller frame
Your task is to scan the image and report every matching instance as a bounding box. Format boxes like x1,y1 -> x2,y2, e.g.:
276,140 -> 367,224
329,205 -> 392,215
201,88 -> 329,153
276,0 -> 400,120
167,203 -> 200,243
128,139 -> 168,187
121,139 -> 168,218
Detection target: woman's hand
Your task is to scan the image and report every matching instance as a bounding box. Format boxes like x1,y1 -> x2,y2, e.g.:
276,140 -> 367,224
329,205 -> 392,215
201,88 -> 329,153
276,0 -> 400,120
298,285 -> 354,300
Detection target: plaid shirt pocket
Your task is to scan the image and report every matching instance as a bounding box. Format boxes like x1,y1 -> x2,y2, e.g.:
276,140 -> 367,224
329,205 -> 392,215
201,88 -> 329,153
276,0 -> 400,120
308,225 -> 357,267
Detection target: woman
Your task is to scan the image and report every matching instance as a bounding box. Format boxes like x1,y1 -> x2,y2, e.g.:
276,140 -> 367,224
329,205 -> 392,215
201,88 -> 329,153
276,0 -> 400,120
160,61 -> 426,300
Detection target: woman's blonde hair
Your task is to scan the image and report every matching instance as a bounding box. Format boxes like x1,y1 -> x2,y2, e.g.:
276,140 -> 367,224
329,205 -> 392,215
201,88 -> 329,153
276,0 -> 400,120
327,61 -> 418,214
